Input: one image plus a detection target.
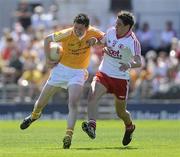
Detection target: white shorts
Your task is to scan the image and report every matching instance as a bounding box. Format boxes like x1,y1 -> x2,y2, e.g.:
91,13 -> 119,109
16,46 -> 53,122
47,63 -> 88,89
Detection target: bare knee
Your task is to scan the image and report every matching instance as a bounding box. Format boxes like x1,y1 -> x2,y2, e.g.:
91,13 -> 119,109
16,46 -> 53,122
88,90 -> 99,105
68,101 -> 79,111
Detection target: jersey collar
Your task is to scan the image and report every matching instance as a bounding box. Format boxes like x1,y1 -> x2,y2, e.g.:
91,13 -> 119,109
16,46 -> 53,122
73,30 -> 87,40
116,29 -> 132,39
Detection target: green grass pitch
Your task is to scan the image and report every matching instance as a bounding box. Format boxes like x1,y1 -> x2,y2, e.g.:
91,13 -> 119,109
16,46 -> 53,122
0,120 -> 180,157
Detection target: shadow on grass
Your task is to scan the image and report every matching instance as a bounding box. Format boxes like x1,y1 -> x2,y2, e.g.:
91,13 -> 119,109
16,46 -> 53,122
72,146 -> 139,150
35,146 -> 139,151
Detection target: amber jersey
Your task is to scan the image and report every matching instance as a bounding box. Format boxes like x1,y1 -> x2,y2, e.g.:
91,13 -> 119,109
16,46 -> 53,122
52,26 -> 104,69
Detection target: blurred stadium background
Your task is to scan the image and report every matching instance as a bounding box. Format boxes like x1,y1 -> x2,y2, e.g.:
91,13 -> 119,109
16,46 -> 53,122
0,0 -> 180,120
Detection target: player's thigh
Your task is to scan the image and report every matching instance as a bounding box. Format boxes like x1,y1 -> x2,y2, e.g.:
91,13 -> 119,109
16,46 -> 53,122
68,84 -> 84,104
37,83 -> 60,104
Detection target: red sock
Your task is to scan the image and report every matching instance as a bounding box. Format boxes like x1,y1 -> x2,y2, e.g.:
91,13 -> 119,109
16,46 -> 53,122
125,122 -> 134,130
66,128 -> 73,137
88,119 -> 96,129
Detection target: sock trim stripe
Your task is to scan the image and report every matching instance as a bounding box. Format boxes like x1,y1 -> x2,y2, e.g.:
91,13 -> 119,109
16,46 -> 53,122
89,119 -> 96,122
66,129 -> 74,133
65,134 -> 72,138
31,112 -> 41,119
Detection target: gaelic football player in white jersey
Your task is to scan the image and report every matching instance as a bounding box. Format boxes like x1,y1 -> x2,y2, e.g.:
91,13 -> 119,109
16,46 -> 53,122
82,11 -> 142,146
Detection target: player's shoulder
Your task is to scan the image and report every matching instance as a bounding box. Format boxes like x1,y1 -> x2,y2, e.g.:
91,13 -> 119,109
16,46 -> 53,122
88,25 -> 104,34
128,31 -> 138,41
106,26 -> 116,34
128,31 -> 141,52
56,27 -> 73,36
53,27 -> 73,41
125,31 -> 139,43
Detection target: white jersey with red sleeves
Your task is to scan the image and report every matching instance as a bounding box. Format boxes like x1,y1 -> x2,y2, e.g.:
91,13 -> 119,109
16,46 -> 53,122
99,27 -> 141,80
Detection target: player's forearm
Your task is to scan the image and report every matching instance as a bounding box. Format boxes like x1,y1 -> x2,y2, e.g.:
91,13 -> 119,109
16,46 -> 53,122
95,38 -> 104,46
129,61 -> 141,68
129,55 -> 142,68
44,35 -> 53,59
98,36 -> 106,45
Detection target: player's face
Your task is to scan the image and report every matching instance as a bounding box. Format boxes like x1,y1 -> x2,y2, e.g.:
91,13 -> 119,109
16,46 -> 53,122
115,18 -> 130,35
73,23 -> 87,37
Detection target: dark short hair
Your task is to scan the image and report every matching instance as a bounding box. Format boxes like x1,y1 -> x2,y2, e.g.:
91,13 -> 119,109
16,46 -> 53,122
73,13 -> 90,28
117,11 -> 135,29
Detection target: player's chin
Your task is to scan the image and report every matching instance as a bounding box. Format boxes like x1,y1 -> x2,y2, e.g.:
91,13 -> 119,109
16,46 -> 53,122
78,31 -> 85,37
75,32 -> 82,37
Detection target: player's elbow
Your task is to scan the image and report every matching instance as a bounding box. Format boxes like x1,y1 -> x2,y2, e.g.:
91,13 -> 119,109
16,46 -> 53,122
136,58 -> 142,68
44,35 -> 53,45
134,55 -> 142,68
137,62 -> 142,68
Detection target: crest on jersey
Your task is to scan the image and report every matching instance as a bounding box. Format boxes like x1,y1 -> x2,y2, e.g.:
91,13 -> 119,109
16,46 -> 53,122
112,40 -> 117,47
118,44 -> 125,49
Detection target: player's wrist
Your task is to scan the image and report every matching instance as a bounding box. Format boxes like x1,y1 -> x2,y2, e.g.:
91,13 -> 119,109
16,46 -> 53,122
93,38 -> 98,45
127,62 -> 132,68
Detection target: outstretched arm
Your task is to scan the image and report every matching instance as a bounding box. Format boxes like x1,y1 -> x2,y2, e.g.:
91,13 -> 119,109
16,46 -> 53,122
44,35 -> 53,59
86,34 -> 106,47
44,35 -> 59,68
119,54 -> 142,72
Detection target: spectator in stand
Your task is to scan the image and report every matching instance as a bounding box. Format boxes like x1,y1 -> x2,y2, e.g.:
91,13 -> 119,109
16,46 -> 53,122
11,22 -> 30,53
131,66 -> 152,99
145,50 -> 157,78
1,36 -> 23,83
0,28 -> 11,52
159,21 -> 176,53
136,22 -> 154,56
137,22 -> 154,56
18,52 -> 42,102
151,51 -> 171,95
31,6 -> 46,30
15,0 -> 32,31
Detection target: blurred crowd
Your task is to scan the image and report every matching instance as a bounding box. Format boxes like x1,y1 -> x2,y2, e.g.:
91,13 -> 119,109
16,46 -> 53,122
0,1 -> 180,103
130,20 -> 180,100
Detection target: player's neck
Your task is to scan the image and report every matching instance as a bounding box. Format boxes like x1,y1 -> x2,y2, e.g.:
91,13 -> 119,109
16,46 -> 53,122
116,29 -> 132,39
73,30 -> 87,40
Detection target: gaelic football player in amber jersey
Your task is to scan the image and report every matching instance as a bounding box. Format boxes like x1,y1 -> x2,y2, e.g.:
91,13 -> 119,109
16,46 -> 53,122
82,11 -> 142,146
20,13 -> 104,149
